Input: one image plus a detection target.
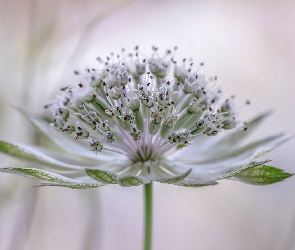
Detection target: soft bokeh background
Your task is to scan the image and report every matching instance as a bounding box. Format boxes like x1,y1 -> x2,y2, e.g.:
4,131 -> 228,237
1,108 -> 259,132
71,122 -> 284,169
0,0 -> 295,249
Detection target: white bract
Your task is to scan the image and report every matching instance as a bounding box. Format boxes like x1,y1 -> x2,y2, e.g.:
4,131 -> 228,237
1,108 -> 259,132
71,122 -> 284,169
0,47 -> 292,188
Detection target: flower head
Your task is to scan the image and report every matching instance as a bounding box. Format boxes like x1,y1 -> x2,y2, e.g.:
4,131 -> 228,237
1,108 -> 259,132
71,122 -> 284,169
0,46 -> 292,188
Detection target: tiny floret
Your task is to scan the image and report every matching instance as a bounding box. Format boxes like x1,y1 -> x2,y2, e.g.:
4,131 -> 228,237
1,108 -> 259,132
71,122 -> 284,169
0,46 -> 292,188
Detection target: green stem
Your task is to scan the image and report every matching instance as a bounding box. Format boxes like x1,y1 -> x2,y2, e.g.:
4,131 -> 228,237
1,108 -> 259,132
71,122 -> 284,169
143,182 -> 153,250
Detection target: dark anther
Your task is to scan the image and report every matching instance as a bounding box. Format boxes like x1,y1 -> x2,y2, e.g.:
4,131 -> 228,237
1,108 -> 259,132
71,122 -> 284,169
78,83 -> 83,88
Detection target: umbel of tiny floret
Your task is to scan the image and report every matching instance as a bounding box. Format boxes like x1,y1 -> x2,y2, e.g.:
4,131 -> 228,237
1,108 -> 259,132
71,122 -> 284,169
0,46 -> 292,188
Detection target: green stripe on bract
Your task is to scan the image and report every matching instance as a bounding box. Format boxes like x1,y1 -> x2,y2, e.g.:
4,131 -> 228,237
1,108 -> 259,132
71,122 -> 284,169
0,167 -> 103,189
175,180 -> 218,188
159,169 -> 192,184
232,165 -> 293,185
8,167 -> 73,183
219,160 -> 271,180
86,169 -> 118,184
0,141 -> 39,162
37,182 -> 103,189
118,176 -> 148,187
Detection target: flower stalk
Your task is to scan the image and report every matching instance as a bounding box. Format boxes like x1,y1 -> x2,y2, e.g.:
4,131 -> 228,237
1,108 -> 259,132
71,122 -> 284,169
144,182 -> 153,250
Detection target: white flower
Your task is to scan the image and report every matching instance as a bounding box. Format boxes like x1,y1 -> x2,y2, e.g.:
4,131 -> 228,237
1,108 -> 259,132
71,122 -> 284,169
0,46 -> 292,188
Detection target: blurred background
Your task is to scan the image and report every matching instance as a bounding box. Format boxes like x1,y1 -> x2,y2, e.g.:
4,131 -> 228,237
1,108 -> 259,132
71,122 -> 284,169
0,0 -> 295,249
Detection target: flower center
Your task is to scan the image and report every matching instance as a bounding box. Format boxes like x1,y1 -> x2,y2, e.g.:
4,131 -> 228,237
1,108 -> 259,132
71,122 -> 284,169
46,46 -> 249,166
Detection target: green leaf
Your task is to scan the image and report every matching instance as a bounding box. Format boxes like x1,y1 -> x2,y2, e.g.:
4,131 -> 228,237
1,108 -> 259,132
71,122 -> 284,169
118,176 -> 149,187
230,165 -> 293,185
86,169 -> 118,184
159,169 -> 192,184
0,167 -> 103,189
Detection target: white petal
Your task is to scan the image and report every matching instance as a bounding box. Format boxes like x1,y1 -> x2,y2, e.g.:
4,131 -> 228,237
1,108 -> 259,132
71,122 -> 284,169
17,108 -> 116,161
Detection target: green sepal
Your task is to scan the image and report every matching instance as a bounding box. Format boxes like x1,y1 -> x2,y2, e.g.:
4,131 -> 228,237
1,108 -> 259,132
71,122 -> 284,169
118,176 -> 150,187
133,109 -> 144,132
159,169 -> 192,184
231,165 -> 293,185
149,120 -> 161,135
160,124 -> 173,138
174,111 -> 190,131
117,119 -> 132,132
182,112 -> 203,129
142,104 -> 149,119
86,169 -> 118,184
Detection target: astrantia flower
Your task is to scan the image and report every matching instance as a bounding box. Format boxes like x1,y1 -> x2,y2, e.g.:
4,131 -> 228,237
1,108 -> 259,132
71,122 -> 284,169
0,46 -> 292,188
